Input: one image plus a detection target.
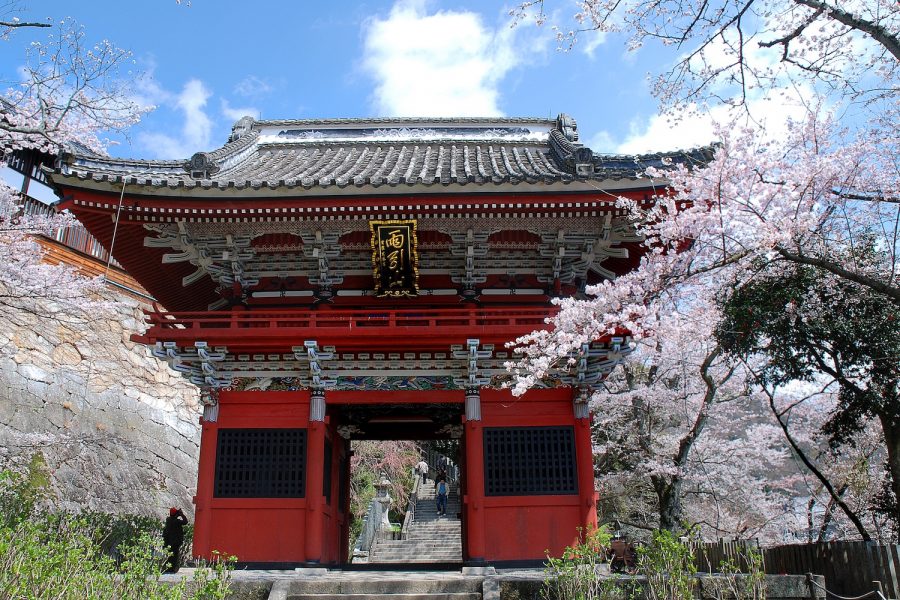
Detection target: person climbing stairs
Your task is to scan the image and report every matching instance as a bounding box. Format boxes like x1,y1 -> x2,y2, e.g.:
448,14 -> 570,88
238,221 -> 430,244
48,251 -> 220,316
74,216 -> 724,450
369,478 -> 462,563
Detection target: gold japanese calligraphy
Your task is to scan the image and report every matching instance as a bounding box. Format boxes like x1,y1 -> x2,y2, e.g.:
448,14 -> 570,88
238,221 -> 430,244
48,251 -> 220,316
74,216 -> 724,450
370,220 -> 419,297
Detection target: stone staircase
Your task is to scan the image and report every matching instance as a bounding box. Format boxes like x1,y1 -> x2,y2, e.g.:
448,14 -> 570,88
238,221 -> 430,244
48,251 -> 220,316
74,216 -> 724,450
271,574 -> 482,600
369,479 -> 462,564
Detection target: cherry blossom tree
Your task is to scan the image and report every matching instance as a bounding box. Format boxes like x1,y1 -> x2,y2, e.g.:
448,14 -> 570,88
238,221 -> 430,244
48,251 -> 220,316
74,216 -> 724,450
513,0 -> 898,111
756,376 -> 892,542
718,257 -> 898,539
0,4 -> 147,307
350,440 -> 421,525
510,0 -> 899,542
591,297 -> 797,540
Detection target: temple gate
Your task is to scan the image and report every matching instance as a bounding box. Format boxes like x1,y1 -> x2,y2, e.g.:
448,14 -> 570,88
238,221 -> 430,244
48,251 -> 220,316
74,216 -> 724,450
48,114 -> 707,566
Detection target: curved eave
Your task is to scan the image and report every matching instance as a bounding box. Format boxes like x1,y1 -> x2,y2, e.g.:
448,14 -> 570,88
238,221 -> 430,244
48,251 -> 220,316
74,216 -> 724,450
48,171 -> 671,199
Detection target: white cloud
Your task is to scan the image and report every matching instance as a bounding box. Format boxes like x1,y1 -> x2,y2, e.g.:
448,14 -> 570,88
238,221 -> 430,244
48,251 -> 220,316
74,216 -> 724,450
585,129 -> 616,153
579,30 -> 607,59
360,0 -> 526,117
221,99 -> 259,123
233,75 -> 273,100
615,91 -> 817,153
139,79 -> 213,158
128,61 -> 171,109
608,16 -> 828,154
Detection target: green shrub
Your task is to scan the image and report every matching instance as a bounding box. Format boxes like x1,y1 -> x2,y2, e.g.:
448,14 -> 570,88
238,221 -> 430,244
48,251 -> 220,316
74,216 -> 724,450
707,549 -> 766,600
0,469 -> 233,599
543,525 -> 622,600
637,530 -> 697,600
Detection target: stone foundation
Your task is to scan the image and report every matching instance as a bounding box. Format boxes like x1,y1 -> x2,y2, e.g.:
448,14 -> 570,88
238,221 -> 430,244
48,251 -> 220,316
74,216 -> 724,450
0,290 -> 201,517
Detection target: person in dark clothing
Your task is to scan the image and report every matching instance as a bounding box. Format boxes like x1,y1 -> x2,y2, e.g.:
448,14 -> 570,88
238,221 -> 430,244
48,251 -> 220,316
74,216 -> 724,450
434,468 -> 447,484
162,507 -> 188,573
435,469 -> 449,515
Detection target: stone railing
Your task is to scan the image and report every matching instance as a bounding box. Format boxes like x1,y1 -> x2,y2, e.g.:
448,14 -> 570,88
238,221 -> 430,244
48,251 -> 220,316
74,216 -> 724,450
351,473 -> 402,562
400,469 -> 421,540
351,495 -> 385,563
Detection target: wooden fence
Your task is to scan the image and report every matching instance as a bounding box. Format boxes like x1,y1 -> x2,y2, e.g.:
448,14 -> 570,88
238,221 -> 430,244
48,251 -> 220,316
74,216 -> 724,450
765,542 -> 900,599
690,539 -> 763,574
690,540 -> 900,599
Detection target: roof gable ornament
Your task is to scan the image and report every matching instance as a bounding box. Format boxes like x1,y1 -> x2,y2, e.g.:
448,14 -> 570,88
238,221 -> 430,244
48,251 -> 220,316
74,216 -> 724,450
556,114 -> 579,142
228,116 -> 255,142
185,152 -> 219,180
550,113 -> 594,178
573,147 -> 594,177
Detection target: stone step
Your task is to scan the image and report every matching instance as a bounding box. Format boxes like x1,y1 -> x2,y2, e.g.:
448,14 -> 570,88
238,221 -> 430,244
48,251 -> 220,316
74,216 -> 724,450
376,540 -> 461,546
371,544 -> 462,556
283,578 -> 481,595
370,555 -> 463,562
369,556 -> 462,566
289,595 -> 479,600
369,552 -> 462,556
370,556 -> 463,562
371,550 -> 462,556
369,552 -> 462,563
370,553 -> 461,556
371,545 -> 461,552
366,481 -> 464,568
411,516 -> 460,522
373,546 -> 461,552
370,548 -> 461,555
371,540 -> 461,547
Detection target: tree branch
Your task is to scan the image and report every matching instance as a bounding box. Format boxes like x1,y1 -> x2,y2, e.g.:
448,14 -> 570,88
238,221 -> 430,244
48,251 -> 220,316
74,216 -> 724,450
746,361 -> 873,541
673,346 -> 722,467
791,0 -> 900,62
759,6 -> 824,59
0,21 -> 50,29
833,191 -> 900,205
776,247 -> 900,304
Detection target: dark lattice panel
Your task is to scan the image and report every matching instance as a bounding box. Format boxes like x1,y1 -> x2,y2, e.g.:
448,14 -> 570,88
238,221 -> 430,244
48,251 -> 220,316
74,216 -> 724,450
323,438 -> 333,503
483,426 -> 578,496
214,428 -> 306,498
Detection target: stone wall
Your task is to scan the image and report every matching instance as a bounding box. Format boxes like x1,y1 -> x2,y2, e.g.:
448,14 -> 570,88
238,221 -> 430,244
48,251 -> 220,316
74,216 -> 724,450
0,290 -> 201,518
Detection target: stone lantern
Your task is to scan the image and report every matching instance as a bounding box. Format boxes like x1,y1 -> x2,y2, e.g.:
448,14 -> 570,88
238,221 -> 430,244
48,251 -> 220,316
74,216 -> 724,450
375,472 -> 393,532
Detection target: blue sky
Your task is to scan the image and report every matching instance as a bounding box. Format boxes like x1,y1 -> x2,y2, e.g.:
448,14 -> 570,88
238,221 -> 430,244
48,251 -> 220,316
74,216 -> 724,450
4,0 -> 731,160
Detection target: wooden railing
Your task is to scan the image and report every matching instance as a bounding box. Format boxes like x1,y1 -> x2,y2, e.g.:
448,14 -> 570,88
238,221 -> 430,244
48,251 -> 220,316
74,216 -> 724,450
143,306 -> 557,333
20,197 -> 121,268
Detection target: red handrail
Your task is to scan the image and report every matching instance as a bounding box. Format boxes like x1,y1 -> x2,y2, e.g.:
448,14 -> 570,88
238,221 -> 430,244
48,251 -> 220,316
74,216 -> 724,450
142,306 -> 558,332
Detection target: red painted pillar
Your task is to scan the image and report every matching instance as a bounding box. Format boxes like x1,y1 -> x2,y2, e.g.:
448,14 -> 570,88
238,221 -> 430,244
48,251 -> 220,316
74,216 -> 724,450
192,404 -> 218,559
464,388 -> 486,562
305,391 -> 326,563
339,438 -> 351,564
574,394 -> 598,533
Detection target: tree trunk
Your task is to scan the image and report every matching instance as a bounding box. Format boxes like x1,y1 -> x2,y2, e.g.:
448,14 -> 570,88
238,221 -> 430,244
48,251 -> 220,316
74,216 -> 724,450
878,412 -> 900,529
653,476 -> 683,532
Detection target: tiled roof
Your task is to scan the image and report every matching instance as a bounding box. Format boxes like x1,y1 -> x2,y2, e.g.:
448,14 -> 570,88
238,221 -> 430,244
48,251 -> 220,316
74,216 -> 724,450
50,114 -> 714,194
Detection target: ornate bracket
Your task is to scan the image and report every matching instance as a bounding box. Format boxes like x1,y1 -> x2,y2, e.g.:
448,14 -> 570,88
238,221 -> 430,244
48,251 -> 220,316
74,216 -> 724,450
146,222 -> 257,289
292,340 -> 336,392
302,230 -> 343,296
537,230 -> 580,286
451,338 -> 493,389
152,340 -> 230,388
450,229 -> 488,297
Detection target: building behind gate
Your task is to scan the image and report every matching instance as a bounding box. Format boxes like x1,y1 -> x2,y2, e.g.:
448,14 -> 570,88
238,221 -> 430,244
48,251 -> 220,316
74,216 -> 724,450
48,114 -> 708,566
